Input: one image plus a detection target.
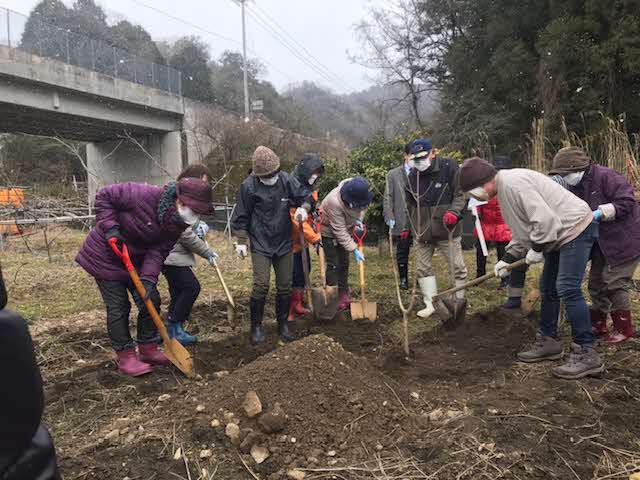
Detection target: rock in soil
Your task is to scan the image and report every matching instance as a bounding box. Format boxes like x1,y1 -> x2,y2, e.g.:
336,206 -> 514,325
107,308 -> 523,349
250,445 -> 270,464
225,423 -> 241,446
243,390 -> 263,418
287,469 -> 305,480
258,402 -> 287,434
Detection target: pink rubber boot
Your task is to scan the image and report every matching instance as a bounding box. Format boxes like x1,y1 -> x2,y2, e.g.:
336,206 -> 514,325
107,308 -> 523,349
337,288 -> 351,311
138,343 -> 171,366
116,348 -> 153,377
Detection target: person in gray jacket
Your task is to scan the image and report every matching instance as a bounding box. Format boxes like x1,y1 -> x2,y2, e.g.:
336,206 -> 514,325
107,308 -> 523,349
459,157 -> 602,380
162,164 -> 218,345
383,142 -> 413,289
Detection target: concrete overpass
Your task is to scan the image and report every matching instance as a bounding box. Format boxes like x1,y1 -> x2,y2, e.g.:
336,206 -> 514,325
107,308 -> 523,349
0,43 -> 193,200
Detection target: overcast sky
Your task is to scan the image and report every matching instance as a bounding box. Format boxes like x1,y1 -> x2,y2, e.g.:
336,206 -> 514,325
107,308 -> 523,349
2,0 -> 384,93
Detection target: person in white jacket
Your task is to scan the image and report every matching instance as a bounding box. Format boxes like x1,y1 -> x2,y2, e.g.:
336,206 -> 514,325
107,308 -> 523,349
458,157 -> 602,380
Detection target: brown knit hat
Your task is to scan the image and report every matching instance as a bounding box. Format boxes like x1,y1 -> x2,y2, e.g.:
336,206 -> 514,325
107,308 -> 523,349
252,146 -> 280,177
459,157 -> 498,192
549,146 -> 590,175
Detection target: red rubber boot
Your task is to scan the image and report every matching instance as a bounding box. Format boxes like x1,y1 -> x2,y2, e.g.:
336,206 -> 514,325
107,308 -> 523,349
116,348 -> 153,377
288,289 -> 310,321
138,343 -> 171,366
590,309 -> 609,337
606,310 -> 636,345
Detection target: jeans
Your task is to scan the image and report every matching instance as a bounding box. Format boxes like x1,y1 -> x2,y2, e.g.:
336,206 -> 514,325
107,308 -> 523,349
539,222 -> 599,346
292,249 -> 312,289
322,236 -> 350,290
251,251 -> 293,300
96,279 -> 161,351
162,265 -> 201,324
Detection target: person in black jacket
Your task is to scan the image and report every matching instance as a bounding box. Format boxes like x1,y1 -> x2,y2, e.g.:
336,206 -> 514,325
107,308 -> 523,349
0,263 -> 61,480
231,146 -> 313,345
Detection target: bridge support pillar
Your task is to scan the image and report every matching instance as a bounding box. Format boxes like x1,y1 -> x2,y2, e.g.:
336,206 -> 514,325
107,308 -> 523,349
87,131 -> 183,204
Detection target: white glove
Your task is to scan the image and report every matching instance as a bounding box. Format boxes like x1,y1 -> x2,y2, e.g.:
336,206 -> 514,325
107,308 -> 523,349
235,243 -> 248,259
295,207 -> 308,222
526,249 -> 544,265
494,260 -> 510,278
386,218 -> 396,230
207,252 -> 219,265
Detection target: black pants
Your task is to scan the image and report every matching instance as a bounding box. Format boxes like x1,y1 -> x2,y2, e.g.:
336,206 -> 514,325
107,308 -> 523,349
322,236 -> 350,290
292,249 -> 312,289
163,265 -> 201,325
96,279 -> 160,351
392,232 -> 412,267
475,239 -> 508,276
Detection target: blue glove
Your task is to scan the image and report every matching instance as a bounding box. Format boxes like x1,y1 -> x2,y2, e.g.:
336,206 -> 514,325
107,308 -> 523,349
196,221 -> 210,239
386,218 -> 396,230
593,209 -> 602,222
354,249 -> 365,263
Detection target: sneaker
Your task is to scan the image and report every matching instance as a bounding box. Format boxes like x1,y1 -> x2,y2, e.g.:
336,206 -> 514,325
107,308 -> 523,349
552,343 -> 604,379
517,333 -> 563,363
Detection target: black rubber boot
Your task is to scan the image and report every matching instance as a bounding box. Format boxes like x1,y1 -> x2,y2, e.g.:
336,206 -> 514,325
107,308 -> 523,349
399,263 -> 409,290
276,293 -> 294,342
249,297 -> 266,345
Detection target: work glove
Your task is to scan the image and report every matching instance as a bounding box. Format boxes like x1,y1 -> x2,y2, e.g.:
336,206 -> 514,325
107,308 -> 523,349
196,221 -> 209,239
353,220 -> 365,238
592,209 -> 602,222
400,229 -> 410,241
105,226 -> 124,250
314,240 -> 323,254
494,260 -> 511,279
295,207 -> 308,223
235,242 -> 248,259
525,249 -> 544,265
386,218 -> 396,230
207,251 -> 219,266
354,249 -> 365,264
443,211 -> 458,226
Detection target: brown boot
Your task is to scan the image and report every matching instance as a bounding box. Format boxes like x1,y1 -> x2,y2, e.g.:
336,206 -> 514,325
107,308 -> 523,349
606,310 -> 636,345
590,309 -> 608,337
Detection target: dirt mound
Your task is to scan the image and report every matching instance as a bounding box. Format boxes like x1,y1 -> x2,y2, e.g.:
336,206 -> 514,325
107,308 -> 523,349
178,334 -> 412,477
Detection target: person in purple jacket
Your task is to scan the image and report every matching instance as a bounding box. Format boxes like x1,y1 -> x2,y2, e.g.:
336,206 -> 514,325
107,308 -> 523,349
550,146 -> 640,345
76,177 -> 213,377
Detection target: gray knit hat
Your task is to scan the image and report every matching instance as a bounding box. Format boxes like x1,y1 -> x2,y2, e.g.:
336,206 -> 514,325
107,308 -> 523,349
252,146 -> 280,177
549,147 -> 590,175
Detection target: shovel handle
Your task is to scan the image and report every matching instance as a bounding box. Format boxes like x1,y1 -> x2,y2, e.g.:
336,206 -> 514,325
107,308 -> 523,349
433,258 -> 527,301
112,242 -> 171,346
318,246 -> 328,286
298,220 -> 314,313
357,244 -> 367,303
212,260 -> 235,309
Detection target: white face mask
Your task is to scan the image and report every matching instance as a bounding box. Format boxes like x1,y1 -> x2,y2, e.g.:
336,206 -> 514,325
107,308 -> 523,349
468,186 -> 489,201
259,176 -> 279,186
564,171 -> 584,186
309,174 -> 319,185
408,160 -> 415,169
415,159 -> 431,172
177,205 -> 199,225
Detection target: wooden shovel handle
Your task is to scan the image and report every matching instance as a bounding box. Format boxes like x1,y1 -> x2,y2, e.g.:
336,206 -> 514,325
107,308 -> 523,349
434,258 -> 527,301
212,260 -> 235,308
358,244 -> 366,302
318,246 -> 328,286
298,220 -> 314,311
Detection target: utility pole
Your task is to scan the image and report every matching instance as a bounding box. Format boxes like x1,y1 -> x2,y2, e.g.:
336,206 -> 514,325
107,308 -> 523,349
240,0 -> 250,122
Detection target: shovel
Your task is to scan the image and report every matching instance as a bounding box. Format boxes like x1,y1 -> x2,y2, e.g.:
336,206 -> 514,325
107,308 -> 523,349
298,219 -> 316,320
433,258 -> 528,309
521,288 -> 541,317
350,225 -> 377,321
109,240 -> 194,378
211,258 -> 237,322
441,225 -> 467,330
311,212 -> 339,320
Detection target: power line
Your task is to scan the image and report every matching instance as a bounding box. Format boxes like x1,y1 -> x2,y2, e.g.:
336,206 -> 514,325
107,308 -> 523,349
127,0 -> 297,83
243,7 -> 348,91
250,1 -> 354,90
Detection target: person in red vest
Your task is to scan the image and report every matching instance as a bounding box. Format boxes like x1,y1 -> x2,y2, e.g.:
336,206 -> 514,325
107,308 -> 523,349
474,156 -> 513,288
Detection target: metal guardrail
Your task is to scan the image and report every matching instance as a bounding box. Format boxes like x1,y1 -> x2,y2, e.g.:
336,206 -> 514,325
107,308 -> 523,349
0,7 -> 182,95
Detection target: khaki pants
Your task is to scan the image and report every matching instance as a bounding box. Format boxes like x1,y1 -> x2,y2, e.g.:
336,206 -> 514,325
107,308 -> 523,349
415,237 -> 468,281
588,244 -> 639,312
251,251 -> 293,300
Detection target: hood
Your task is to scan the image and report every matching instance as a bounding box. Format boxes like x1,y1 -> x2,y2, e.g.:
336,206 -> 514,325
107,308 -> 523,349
294,153 -> 324,184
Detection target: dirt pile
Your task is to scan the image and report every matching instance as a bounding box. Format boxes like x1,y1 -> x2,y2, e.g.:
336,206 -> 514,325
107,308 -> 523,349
180,334 -> 413,477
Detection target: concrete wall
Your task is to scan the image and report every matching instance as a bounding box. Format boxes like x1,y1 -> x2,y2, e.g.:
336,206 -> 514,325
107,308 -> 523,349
87,131 -> 182,202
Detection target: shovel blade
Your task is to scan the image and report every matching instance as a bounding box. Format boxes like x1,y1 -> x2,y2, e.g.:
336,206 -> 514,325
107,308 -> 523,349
434,300 -> 453,323
162,338 -> 194,377
443,299 -> 467,330
350,300 -> 377,321
311,286 -> 339,320
521,289 -> 541,317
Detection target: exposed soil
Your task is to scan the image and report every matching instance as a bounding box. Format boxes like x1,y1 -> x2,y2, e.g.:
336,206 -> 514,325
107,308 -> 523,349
37,303 -> 640,479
